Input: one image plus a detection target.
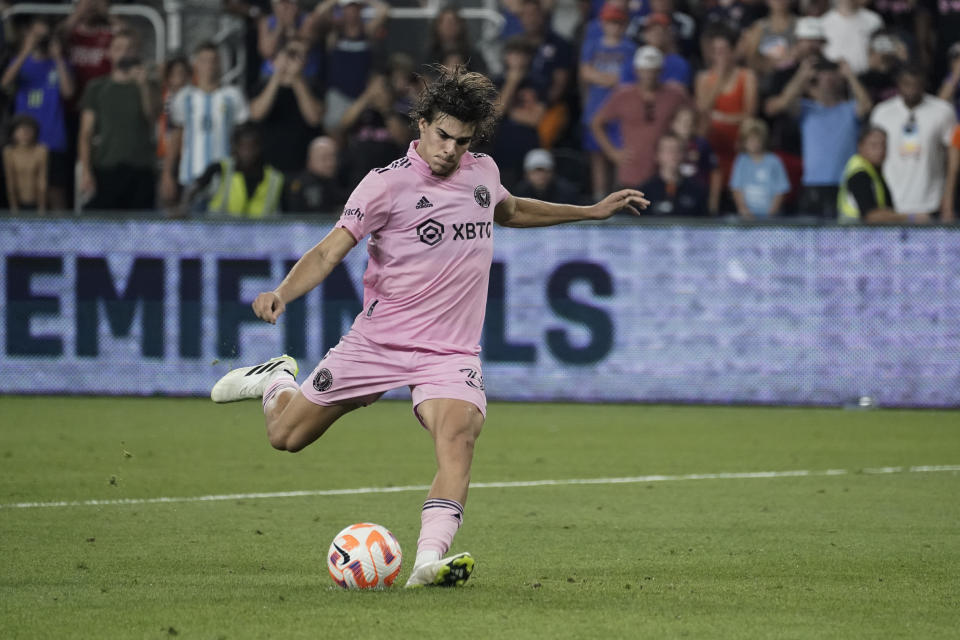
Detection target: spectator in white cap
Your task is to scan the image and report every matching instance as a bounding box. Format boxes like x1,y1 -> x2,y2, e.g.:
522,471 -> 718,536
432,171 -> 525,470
512,148 -> 581,204
761,16 -> 828,160
821,0 -> 883,75
590,44 -> 689,188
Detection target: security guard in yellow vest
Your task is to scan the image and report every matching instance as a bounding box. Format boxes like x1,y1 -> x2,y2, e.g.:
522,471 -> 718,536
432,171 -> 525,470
181,123 -> 283,218
838,126 -> 926,224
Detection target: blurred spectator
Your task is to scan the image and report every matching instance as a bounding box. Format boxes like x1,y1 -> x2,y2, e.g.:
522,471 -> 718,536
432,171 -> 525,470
500,0 -> 556,40
669,106 -> 721,204
702,0 -> 762,42
591,46 -> 688,188
820,0 -> 882,74
222,0 -> 273,94
494,37 -> 548,188
3,115 -> 48,214
78,30 -> 159,210
925,0 -> 960,84
729,118 -> 790,218
635,0 -> 696,60
762,16 -> 827,156
858,32 -> 908,106
871,66 -> 957,217
937,43 -> 960,117
259,0 -> 326,83
518,0 -> 575,147
512,148 -> 581,203
637,13 -> 691,87
62,0 -> 119,98
736,0 -> 796,79
182,123 -> 283,217
837,125 -> 912,223
282,135 -> 347,212
638,133 -> 708,216
2,18 -> 74,210
321,0 -> 389,132
942,124 -> 959,222
579,2 -> 635,199
695,26 -> 757,213
581,0 -> 648,46
161,42 -> 250,206
339,65 -> 412,186
156,55 -> 189,163
423,5 -> 488,75
250,38 -> 324,176
768,58 -> 871,217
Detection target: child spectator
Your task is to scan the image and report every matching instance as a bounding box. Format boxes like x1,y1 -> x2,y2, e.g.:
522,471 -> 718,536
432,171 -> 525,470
162,42 -> 250,205
3,115 -> 48,214
729,118 -> 790,218
669,106 -> 721,206
1,18 -> 74,210
579,2 -> 635,199
638,133 -> 708,216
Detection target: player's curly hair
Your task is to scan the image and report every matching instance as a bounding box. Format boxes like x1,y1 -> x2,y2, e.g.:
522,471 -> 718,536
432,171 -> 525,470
410,64 -> 501,143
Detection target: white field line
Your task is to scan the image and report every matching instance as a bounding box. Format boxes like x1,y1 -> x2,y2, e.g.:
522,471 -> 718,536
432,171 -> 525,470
2,465 -> 958,511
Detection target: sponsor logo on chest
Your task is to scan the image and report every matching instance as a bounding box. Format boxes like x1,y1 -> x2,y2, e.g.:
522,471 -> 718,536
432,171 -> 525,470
414,185 -> 493,247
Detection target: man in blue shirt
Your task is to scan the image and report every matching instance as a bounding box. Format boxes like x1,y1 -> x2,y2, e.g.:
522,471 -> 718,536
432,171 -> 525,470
767,58 -> 872,217
1,18 -> 75,210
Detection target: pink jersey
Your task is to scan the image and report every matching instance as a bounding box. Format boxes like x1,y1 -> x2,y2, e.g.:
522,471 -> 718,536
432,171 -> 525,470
335,141 -> 511,355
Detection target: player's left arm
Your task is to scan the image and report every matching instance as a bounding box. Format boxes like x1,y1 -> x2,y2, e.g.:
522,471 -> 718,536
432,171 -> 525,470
493,189 -> 650,228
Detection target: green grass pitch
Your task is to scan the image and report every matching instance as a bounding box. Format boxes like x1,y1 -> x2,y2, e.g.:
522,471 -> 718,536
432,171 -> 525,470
1,397 -> 958,639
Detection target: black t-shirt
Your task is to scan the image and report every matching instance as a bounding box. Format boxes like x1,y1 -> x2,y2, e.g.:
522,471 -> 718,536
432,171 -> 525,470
282,171 -> 348,214
512,176 -> 582,205
846,169 -> 894,215
255,82 -> 322,174
637,175 -> 708,217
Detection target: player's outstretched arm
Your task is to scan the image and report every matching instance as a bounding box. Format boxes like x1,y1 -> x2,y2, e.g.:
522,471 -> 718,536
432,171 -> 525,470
493,189 -> 650,228
252,227 -> 357,324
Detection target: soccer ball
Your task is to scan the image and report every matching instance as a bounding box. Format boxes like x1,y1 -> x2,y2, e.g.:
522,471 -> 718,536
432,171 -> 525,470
327,523 -> 403,589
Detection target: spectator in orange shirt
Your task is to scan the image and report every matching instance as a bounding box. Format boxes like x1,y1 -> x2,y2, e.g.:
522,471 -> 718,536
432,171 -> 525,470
942,125 -> 960,223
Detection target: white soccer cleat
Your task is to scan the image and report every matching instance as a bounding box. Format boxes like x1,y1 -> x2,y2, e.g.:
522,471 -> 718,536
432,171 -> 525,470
210,355 -> 298,403
404,552 -> 475,588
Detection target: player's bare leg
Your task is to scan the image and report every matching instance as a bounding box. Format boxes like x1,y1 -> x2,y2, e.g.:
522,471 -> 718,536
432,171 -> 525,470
263,390 -> 361,452
405,398 -> 483,587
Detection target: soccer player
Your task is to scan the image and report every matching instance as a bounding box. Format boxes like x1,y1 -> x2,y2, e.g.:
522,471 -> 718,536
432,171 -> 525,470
210,66 -> 649,588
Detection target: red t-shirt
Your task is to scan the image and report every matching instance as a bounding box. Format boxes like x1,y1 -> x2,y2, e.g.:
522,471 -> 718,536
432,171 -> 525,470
68,24 -> 113,98
594,83 -> 689,187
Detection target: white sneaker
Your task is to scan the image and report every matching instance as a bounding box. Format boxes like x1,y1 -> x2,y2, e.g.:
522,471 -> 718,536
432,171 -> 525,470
210,355 -> 298,403
404,552 -> 475,588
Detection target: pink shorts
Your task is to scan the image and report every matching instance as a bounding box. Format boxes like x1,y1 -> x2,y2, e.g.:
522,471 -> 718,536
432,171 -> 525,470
299,329 -> 486,424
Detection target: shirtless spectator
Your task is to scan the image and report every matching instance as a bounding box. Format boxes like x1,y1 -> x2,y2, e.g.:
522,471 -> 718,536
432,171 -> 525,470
3,115 -> 48,214
2,18 -> 74,210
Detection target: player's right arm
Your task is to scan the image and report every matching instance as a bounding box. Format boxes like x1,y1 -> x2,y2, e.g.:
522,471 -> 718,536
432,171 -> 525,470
252,227 -> 357,324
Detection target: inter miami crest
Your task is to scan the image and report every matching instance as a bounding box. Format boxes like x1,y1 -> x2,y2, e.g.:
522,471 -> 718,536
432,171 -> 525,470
312,368 -> 333,392
474,185 -> 491,208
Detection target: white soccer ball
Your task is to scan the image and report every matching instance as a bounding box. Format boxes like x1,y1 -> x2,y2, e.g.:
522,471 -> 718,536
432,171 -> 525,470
327,523 -> 403,589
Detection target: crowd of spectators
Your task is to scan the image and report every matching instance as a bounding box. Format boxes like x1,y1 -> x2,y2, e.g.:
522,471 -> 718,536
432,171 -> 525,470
1,0 -> 960,221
